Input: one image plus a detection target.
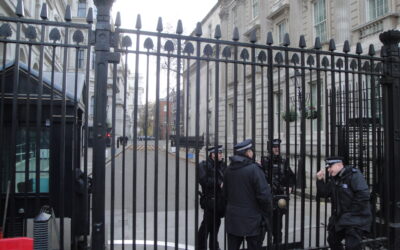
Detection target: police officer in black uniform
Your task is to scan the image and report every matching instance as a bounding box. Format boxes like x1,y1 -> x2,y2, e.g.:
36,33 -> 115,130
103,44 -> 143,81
224,139 -> 273,250
198,145 -> 226,250
316,156 -> 372,250
261,139 -> 295,245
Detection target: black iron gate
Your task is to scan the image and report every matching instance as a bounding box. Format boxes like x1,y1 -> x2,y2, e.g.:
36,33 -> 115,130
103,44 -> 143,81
1,1 -> 400,250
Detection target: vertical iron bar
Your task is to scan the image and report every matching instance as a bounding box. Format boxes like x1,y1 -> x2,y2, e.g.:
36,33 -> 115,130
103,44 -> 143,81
242,56 -> 247,141
379,30 -> 400,250
184,55 -> 190,250
83,28 -> 92,248
323,66 -> 329,246
344,51 -> 350,165
233,45 -> 238,146
122,47 -> 129,250
174,31 -> 182,250
300,49 -> 306,247
72,45 -> 80,249
92,2 -> 114,249
308,63 -> 314,247
250,43 -> 256,150
154,30 -> 162,250
8,19 -> 22,238
0,40 -> 8,208
357,55 -> 363,172
60,24 -> 70,250
165,50 -> 171,250
132,24 -> 141,250
370,56 -> 377,238
330,52 -> 336,156
23,43 -> 33,236
110,63 -> 117,250
315,48 -> 321,248
213,39 -> 220,250
144,48 -> 150,250
194,36 -> 201,250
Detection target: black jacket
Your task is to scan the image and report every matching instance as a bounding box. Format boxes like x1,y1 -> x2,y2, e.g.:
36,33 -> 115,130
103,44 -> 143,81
223,155 -> 273,237
262,155 -> 295,195
316,166 -> 372,232
198,158 -> 226,215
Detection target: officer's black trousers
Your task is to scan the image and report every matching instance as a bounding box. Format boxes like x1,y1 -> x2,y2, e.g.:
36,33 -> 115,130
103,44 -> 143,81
272,208 -> 284,244
227,233 -> 263,250
198,209 -> 221,250
327,227 -> 363,250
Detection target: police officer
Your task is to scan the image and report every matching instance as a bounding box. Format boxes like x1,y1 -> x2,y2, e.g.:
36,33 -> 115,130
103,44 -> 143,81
224,139 -> 273,250
198,145 -> 226,250
316,156 -> 372,250
261,139 -> 295,245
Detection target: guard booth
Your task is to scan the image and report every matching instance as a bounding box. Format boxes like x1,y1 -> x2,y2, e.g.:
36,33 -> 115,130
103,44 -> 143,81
0,61 -> 89,248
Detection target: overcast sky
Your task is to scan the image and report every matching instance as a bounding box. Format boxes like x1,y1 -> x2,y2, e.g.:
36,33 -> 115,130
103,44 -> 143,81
112,0 -> 217,35
110,0 -> 217,102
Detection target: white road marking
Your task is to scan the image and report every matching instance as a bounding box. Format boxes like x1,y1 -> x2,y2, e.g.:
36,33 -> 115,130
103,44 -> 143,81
108,240 -> 195,250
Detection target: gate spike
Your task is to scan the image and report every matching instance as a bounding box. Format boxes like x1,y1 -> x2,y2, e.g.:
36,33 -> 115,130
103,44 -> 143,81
250,29 -> 257,43
16,0 -> 24,17
266,32 -> 273,45
299,35 -> 306,48
356,42 -> 363,54
283,33 -> 290,46
328,39 -> 336,51
40,3 -> 48,20
368,44 -> 376,56
314,37 -> 321,49
86,8 -> 93,24
214,25 -> 221,39
343,40 -> 350,53
135,14 -> 142,29
176,20 -> 183,34
232,27 -> 239,41
115,12 -> 121,27
64,5 -> 72,22
195,22 -> 202,37
157,17 -> 163,32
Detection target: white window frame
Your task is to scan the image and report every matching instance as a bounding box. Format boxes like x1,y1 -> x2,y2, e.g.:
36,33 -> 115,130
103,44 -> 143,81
252,0 -> 259,19
78,0 -> 87,18
277,20 -> 287,45
313,0 -> 327,43
367,0 -> 389,21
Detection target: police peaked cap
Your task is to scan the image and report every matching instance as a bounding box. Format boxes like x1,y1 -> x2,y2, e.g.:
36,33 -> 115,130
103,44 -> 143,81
207,145 -> 223,153
234,139 -> 253,152
325,156 -> 344,168
272,139 -> 282,147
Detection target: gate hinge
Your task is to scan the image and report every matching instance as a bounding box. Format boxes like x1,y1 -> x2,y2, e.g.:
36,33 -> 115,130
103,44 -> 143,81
110,31 -> 120,48
107,52 -> 121,64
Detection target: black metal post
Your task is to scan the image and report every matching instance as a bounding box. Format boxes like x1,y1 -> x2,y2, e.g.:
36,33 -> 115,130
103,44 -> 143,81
379,30 -> 400,250
92,1 -> 115,249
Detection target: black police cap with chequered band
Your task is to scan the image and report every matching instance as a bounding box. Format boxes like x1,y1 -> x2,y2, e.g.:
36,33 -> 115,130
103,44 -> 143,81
325,156 -> 344,168
234,139 -> 253,153
207,145 -> 223,153
272,139 -> 282,147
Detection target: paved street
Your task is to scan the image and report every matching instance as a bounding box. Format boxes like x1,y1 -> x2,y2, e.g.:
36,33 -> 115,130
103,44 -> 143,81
100,140 -> 331,250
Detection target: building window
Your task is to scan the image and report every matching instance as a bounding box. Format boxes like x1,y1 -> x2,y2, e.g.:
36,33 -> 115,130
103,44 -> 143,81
274,91 -> 282,136
277,21 -> 286,45
90,96 -> 95,115
313,0 -> 327,43
91,52 -> 96,70
252,0 -> 259,19
15,128 -> 50,193
164,104 -> 167,112
367,0 -> 388,21
78,49 -> 85,69
78,0 -> 87,18
232,7 -> 238,29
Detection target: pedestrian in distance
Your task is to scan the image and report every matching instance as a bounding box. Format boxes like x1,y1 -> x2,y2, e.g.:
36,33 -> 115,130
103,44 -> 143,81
261,138 -> 296,246
316,156 -> 372,250
223,139 -> 273,250
198,145 -> 226,250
